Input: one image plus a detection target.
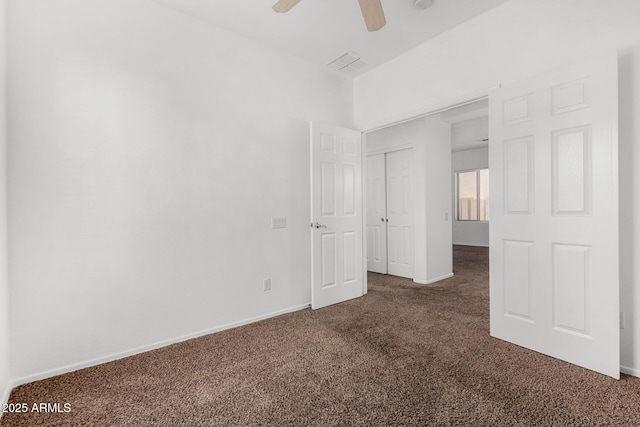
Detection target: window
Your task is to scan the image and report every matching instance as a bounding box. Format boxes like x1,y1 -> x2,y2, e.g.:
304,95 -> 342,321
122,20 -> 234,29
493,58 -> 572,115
456,169 -> 489,221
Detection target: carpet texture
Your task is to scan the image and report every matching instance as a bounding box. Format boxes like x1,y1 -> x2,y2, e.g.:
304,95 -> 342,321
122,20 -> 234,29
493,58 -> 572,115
2,246 -> 640,426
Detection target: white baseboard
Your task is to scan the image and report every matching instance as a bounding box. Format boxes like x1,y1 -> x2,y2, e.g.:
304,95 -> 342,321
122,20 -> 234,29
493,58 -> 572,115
1,380 -> 12,420
414,273 -> 454,285
426,273 -> 454,284
621,365 -> 640,378
11,303 -> 311,388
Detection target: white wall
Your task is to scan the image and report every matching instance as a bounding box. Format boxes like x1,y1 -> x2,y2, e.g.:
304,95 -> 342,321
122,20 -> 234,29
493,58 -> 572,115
424,115 -> 452,283
354,0 -> 640,375
0,0 -> 10,409
452,147 -> 489,247
365,115 -> 452,284
7,0 -> 353,381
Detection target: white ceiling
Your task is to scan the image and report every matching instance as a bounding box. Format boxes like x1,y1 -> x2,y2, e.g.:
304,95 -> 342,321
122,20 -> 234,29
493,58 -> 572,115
442,99 -> 489,152
451,116 -> 489,152
151,0 -> 511,76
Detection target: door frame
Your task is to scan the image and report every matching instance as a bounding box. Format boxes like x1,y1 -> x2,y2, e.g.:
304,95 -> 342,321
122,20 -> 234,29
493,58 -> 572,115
362,89 -> 495,288
361,89 -> 495,135
362,133 -> 368,296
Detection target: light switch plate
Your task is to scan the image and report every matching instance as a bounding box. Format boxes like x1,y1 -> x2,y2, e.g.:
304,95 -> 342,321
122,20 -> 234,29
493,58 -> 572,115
271,216 -> 287,229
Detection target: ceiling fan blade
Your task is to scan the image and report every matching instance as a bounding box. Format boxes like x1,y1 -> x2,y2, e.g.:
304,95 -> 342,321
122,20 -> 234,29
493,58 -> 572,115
357,0 -> 386,31
272,0 -> 302,13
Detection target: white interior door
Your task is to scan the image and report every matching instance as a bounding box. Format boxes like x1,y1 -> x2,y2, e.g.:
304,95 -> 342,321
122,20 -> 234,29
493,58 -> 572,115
311,122 -> 364,309
386,149 -> 414,279
489,54 -> 619,378
366,153 -> 387,274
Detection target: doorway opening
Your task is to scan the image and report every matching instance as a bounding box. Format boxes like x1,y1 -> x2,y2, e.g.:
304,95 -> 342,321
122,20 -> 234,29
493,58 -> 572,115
364,98 -> 489,284
445,100 -> 490,273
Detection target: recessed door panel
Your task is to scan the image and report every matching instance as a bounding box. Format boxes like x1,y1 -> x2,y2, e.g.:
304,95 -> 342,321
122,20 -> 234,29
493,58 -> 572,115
402,226 -> 412,266
343,164 -> 356,216
552,78 -> 590,114
321,133 -> 336,153
402,176 -> 411,214
504,136 -> 533,214
321,233 -> 337,288
343,231 -> 357,284
503,240 -> 533,322
503,94 -> 532,126
552,243 -> 590,336
388,225 -> 398,264
553,126 -> 592,215
321,163 -> 336,216
373,227 -> 383,260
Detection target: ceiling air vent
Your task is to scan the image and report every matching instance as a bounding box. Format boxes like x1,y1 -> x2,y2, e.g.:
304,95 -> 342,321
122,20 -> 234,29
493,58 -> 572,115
327,51 -> 363,71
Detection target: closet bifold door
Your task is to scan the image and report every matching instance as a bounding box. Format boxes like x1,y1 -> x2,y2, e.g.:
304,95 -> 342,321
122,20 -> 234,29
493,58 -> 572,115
366,153 -> 387,274
385,149 -> 414,279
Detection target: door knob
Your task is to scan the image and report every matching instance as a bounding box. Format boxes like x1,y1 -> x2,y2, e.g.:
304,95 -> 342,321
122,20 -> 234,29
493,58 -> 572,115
381,218 -> 385,222
312,222 -> 327,229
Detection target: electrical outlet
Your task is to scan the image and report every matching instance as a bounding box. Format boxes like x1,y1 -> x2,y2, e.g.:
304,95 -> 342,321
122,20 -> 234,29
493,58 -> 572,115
263,278 -> 271,292
620,311 -> 626,330
444,212 -> 449,221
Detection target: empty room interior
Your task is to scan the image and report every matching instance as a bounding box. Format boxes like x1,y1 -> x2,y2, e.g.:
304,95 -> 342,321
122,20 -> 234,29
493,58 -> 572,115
1,0 -> 640,425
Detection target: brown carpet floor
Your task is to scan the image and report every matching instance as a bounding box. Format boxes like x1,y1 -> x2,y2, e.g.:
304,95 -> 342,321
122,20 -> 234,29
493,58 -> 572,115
3,245 -> 640,426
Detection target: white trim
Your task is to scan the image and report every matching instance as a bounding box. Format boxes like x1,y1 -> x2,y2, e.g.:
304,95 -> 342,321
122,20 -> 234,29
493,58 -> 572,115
452,143 -> 489,153
362,132 -> 368,296
361,86 -> 498,134
452,242 -> 489,248
1,381 -> 12,419
10,303 -> 310,388
621,365 -> 640,378
413,273 -> 454,285
310,121 -> 316,308
366,143 -> 414,157
426,273 -> 454,284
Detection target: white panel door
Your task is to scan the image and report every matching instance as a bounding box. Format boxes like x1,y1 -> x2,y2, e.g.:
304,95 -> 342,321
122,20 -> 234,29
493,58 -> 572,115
489,54 -> 619,378
311,122 -> 363,309
386,149 -> 414,279
366,154 -> 387,274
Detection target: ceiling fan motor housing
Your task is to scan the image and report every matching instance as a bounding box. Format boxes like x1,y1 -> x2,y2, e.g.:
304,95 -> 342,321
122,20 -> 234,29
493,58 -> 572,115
413,0 -> 434,10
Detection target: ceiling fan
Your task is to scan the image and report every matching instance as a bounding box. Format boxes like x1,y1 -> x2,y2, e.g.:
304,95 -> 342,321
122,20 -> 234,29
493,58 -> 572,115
272,0 -> 386,32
